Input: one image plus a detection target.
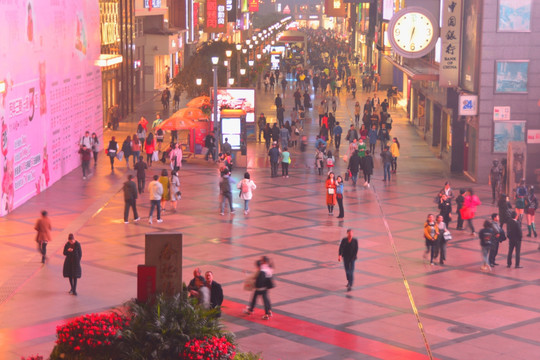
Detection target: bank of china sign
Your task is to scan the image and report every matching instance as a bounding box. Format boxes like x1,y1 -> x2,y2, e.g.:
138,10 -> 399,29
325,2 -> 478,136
439,0 -> 462,87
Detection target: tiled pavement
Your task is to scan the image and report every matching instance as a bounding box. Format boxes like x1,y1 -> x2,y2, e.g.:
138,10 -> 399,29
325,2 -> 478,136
2,76 -> 540,360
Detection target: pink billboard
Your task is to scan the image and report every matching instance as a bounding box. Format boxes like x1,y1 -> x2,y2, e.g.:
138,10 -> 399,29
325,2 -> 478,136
0,0 -> 102,216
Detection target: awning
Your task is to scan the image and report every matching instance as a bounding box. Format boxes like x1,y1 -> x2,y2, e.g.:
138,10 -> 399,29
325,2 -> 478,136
384,55 -> 439,81
95,54 -> 123,67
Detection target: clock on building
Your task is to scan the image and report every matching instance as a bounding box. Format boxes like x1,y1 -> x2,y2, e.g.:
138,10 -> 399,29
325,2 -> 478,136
388,7 -> 439,59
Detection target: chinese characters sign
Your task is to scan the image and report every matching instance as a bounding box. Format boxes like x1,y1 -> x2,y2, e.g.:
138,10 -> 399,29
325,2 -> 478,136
325,0 -> 346,17
206,0 -> 227,33
439,0 -> 462,87
248,0 -> 259,12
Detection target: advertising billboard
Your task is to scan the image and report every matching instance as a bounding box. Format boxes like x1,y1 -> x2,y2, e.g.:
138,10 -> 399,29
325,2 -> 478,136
216,88 -> 256,123
0,0 -> 102,216
206,0 -> 228,33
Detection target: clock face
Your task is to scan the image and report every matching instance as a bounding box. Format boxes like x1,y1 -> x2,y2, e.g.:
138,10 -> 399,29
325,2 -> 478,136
388,8 -> 439,58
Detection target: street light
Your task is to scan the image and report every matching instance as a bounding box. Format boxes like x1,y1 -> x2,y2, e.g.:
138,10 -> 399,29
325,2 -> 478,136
248,60 -> 254,67
235,44 -> 242,83
228,78 -> 235,86
256,53 -> 261,60
240,68 -> 246,75
246,39 -> 251,46
196,78 -> 202,86
211,56 -> 219,149
225,50 -> 232,58
225,50 -> 232,82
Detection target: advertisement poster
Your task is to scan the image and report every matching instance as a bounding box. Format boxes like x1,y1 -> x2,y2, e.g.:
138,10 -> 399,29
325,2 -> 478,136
0,0 -> 102,216
494,121 -> 526,153
495,60 -> 529,93
216,88 -> 256,123
498,0 -> 531,32
459,0 -> 481,93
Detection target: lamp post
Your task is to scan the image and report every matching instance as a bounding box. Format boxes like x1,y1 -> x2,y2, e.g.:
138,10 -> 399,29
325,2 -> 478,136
235,43 -> 242,82
225,50 -> 232,83
211,56 -> 219,147
246,39 -> 251,62
240,68 -> 246,87
196,78 -> 202,96
248,60 -> 254,87
249,44 -> 253,64
228,78 -> 235,87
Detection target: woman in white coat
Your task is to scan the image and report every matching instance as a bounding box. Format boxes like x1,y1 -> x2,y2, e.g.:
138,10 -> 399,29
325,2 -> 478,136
237,172 -> 257,215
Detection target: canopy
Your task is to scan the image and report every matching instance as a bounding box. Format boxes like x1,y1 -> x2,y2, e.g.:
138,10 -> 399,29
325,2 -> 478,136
186,96 -> 211,109
156,107 -> 209,131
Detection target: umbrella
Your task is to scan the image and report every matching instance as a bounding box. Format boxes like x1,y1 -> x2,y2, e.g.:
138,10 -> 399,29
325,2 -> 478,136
187,96 -> 211,109
156,107 -> 208,131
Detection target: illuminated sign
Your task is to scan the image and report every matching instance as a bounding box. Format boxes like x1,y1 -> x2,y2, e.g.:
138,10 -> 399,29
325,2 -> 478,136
439,0 -> 462,87
325,0 -> 346,17
99,2 -> 119,45
215,88 -> 256,123
248,0 -> 259,12
144,0 -> 162,9
206,0 -> 227,33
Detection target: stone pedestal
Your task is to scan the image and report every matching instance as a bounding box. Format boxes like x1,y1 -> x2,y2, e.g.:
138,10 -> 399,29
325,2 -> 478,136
144,232 -> 183,296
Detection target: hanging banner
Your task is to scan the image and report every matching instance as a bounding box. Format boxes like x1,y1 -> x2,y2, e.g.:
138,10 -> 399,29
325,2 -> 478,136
439,0 -> 462,87
227,0 -> 237,22
206,0 -> 227,33
325,0 -> 347,17
248,0 -> 259,12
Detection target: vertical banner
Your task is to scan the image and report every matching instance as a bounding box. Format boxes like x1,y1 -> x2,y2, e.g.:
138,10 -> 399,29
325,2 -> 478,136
440,0 -> 462,87
227,0 -> 237,22
0,0 -> 102,216
206,0 -> 227,33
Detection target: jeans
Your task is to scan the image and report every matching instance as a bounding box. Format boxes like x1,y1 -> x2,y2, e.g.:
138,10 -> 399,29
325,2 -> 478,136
466,219 -> 475,233
369,143 -> 376,155
481,245 -> 490,265
439,240 -> 447,263
489,240 -> 499,265
220,193 -> 233,213
507,240 -> 521,267
249,290 -> 271,315
282,162 -> 289,176
271,162 -> 279,177
92,151 -> 98,165
109,154 -> 115,169
457,210 -> 463,229
392,157 -> 398,172
344,260 -> 355,286
430,239 -> 440,263
383,162 -> 391,181
244,199 -> 250,211
351,171 -> 358,185
334,135 -> 341,149
124,199 -> 139,222
149,200 -> 161,220
137,176 -> 145,194
337,195 -> 344,218
82,160 -> 90,177
146,153 -> 153,166
39,241 -> 47,263
132,151 -> 140,167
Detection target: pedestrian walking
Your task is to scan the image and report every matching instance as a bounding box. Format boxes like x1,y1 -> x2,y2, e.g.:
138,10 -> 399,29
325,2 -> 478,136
106,136 -> 118,171
461,188 -> 481,235
148,175 -> 164,224
63,234 -> 82,296
268,142 -> 280,178
204,132 -> 217,161
361,150 -> 374,187
354,102 -> 361,127
507,211 -> 523,268
158,169 -> 171,212
336,175 -> 345,218
263,124 -> 272,151
258,113 -> 266,142
121,135 -> 133,169
333,121 -> 342,150
237,172 -> 257,215
170,170 -> 181,212
134,156 -> 147,194
325,172 -> 337,215
368,125 -> 377,155
438,194 -> 452,227
91,132 -> 99,166
515,180 -> 527,223
526,186 -> 538,237
145,133 -> 156,167
131,135 -> 141,168
378,123 -> 390,153
34,210 -> 52,263
169,143 -> 182,171
390,137 -> 400,173
423,214 -> 439,265
456,189 -> 466,230
315,148 -> 325,175
78,145 -> 91,179
347,151 -> 361,186
136,123 -> 146,150
479,220 -> 494,272
338,229 -> 358,292
219,169 -> 235,215
244,258 -> 274,320
281,147 -> 290,178
123,175 -> 139,224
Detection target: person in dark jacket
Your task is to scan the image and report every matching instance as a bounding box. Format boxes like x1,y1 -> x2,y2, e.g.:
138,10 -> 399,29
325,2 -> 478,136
271,123 -> 280,143
380,146 -> 392,182
205,271 -> 224,317
134,156 -> 148,194
121,135 -> 133,169
338,229 -> 359,292
78,145 -> 92,179
268,142 -> 280,178
479,220 -> 494,272
507,211 -> 523,268
63,233 -> 82,295
489,213 -> 506,267
123,175 -> 139,223
361,150 -> 374,187
438,194 -> 452,227
276,105 -> 285,127
347,151 -> 361,186
497,194 -> 513,230
107,136 -> 118,170
455,189 -> 466,230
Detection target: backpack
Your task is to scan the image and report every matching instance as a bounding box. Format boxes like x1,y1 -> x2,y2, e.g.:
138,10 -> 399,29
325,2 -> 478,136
219,177 -> 231,194
241,180 -> 250,193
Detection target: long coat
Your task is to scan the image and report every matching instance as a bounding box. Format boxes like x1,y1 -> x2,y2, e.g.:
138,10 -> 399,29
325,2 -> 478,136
63,241 -> 82,279
34,216 -> 52,243
325,179 -> 336,206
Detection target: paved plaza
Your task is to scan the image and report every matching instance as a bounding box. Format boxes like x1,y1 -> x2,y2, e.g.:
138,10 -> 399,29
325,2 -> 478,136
2,79 -> 540,360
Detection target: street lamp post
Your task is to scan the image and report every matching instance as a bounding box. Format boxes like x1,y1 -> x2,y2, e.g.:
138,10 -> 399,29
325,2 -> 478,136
248,60 -> 254,87
235,44 -> 242,83
211,56 -> 219,149
240,68 -> 246,87
225,50 -> 232,83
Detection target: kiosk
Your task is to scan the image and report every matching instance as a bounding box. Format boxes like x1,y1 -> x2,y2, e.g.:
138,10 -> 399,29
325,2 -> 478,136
220,109 -> 247,167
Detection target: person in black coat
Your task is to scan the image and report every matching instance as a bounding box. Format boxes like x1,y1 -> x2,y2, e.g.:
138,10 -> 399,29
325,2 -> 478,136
507,211 -> 523,268
361,150 -> 374,187
63,234 -> 82,295
498,194 -> 513,229
347,151 -> 361,186
123,175 -> 139,223
205,271 -> 224,317
338,229 -> 359,291
271,123 -> 280,143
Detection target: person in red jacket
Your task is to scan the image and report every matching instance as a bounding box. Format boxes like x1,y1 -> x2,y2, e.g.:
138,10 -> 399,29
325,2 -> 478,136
145,133 -> 156,167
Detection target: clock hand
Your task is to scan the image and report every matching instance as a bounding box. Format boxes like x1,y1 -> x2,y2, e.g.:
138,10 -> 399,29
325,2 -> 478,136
410,27 -> 416,42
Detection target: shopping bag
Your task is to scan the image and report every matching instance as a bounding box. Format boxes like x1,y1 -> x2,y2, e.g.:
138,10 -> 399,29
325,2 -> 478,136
152,150 -> 159,162
116,151 -> 124,161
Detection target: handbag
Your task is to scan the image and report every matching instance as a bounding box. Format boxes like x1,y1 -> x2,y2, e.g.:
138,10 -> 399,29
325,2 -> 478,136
327,188 -> 335,195
345,170 -> 350,181
443,231 -> 452,241
152,150 -> 159,162
116,151 -> 124,161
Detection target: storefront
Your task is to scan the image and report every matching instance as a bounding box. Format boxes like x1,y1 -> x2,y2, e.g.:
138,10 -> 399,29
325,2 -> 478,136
141,31 -> 184,92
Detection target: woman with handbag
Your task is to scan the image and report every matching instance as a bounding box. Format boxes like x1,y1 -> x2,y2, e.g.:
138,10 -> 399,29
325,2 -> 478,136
158,169 -> 171,212
170,170 -> 181,212
237,172 -> 257,215
478,220 -> 494,272
325,172 -> 337,215
423,214 -> 440,265
436,214 -> 450,265
336,175 -> 345,219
